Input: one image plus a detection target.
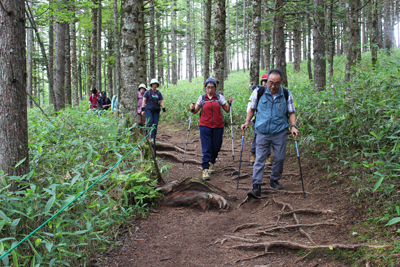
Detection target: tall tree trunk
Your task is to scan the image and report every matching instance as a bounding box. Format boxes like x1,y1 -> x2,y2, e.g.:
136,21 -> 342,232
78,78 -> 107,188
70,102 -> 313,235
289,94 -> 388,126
149,0 -> 156,79
156,10 -> 163,84
293,13 -> 301,72
213,0 -> 226,92
71,19 -> 79,106
370,0 -> 378,66
166,16 -> 171,84
120,0 -> 139,125
113,0 -> 120,97
97,0 -> 102,91
249,0 -> 261,88
204,0 -> 212,82
302,21 -> 307,60
79,62 -> 83,100
313,0 -> 326,91
327,1 -> 334,88
384,0 -> 392,55
49,2 -> 55,105
90,0 -> 98,92
54,1 -> 67,111
274,0 -> 287,86
186,0 -> 192,82
107,26 -> 113,97
193,5 -> 197,78
260,35 -> 265,71
138,0 -> 147,84
377,3 -> 383,48
361,0 -> 368,52
65,23 -> 72,105
307,6 -> 312,81
224,0 -> 230,80
0,0 -> 29,176
27,16 -> 34,108
288,31 -> 292,62
236,2 -> 239,71
171,0 -> 178,84
242,0 -> 246,73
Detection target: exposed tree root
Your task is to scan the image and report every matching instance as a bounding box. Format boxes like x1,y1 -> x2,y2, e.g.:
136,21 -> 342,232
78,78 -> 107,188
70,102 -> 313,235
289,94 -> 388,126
262,188 -> 312,195
294,251 -> 312,263
221,166 -> 237,171
255,222 -> 338,234
230,172 -> 251,179
231,223 -> 273,233
157,151 -> 202,164
300,228 -> 316,245
280,209 -> 334,216
236,196 -> 248,209
227,241 -> 392,252
224,235 -> 260,243
232,252 -> 275,263
156,141 -> 196,154
251,200 -> 270,214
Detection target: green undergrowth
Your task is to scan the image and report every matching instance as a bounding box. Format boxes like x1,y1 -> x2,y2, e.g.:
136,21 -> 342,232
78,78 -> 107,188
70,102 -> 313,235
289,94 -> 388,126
0,106 -> 163,266
162,49 -> 400,263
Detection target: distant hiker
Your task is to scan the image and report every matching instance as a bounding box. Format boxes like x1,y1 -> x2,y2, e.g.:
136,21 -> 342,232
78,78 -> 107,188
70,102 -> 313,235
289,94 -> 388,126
141,78 -> 166,141
248,74 -> 272,166
137,84 -> 147,126
189,77 -> 233,181
241,69 -> 299,198
89,88 -> 100,109
97,91 -> 112,111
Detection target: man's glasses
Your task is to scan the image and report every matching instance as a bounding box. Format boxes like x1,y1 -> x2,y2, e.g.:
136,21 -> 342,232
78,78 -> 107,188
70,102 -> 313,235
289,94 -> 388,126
267,81 -> 281,87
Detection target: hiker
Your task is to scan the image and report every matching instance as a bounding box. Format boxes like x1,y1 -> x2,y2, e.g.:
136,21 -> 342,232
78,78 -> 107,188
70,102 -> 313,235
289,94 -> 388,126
88,88 -> 100,109
97,91 -> 112,111
189,77 -> 233,181
140,78 -> 166,140
248,74 -> 272,166
137,84 -> 147,126
241,69 -> 299,198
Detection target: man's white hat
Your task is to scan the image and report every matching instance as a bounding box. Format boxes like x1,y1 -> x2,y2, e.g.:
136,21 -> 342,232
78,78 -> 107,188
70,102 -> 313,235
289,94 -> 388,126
150,78 -> 160,86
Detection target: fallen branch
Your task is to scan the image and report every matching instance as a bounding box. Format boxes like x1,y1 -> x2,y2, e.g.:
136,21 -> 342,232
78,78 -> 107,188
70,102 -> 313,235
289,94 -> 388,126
157,151 -> 202,164
280,209 -> 334,216
227,241 -> 392,252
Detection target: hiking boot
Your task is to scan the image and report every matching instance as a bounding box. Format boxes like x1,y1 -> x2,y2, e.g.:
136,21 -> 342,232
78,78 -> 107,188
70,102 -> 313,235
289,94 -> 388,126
247,184 -> 261,199
250,154 -> 256,163
202,169 -> 210,181
209,162 -> 215,174
270,180 -> 283,190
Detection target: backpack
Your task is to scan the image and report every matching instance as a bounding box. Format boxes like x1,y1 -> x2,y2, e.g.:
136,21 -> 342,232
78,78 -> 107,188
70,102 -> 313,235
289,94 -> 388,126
199,93 -> 221,116
256,86 -> 289,118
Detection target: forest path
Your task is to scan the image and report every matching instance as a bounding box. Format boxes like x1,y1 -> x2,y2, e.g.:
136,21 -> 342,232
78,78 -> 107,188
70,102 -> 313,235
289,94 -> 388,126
103,123 -> 358,267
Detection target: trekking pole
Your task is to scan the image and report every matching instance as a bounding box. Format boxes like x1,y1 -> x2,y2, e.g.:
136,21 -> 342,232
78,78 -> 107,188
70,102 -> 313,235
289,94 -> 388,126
153,124 -> 156,158
237,129 -> 245,190
294,133 -> 306,198
229,99 -> 235,161
182,104 -> 195,165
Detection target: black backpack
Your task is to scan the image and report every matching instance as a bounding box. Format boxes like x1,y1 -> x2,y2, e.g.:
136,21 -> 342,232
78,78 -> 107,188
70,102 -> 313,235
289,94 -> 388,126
256,86 -> 289,118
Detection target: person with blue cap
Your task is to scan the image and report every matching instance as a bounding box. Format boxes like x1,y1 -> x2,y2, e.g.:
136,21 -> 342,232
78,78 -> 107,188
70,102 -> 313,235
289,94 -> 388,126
189,78 -> 233,181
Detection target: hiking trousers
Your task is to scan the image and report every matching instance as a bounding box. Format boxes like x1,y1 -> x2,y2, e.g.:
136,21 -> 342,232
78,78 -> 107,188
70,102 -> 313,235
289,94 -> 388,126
199,126 -> 224,170
252,130 -> 287,185
145,109 -> 160,139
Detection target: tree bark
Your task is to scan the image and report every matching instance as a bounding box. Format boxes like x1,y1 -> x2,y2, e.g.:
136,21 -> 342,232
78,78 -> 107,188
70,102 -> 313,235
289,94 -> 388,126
242,0 -> 246,73
186,0 -> 192,82
288,31 -> 292,62
249,0 -> 261,88
113,0 -> 120,97
313,0 -> 326,91
149,0 -> 156,79
71,19 -> 79,106
156,10 -> 163,84
236,2 -> 239,71
0,0 -> 29,176
293,13 -> 300,72
213,0 -> 226,93
65,23 -> 72,105
120,0 -> 139,125
384,0 -> 392,55
27,15 -> 33,109
203,0 -> 212,82
97,0 -> 102,92
107,26 -> 113,97
54,0 -> 67,111
327,1 -> 334,88
377,3 -> 383,48
369,0 -> 378,66
166,15 -> 170,84
274,0 -> 287,87
171,0 -> 177,85
90,0 -> 98,92
307,5 -> 312,81
48,2 -> 55,105
224,0 -> 230,80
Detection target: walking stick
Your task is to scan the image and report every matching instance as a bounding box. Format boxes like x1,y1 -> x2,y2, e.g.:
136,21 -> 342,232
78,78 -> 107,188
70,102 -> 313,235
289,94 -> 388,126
182,104 -> 194,165
294,133 -> 306,198
229,99 -> 235,161
237,129 -> 245,190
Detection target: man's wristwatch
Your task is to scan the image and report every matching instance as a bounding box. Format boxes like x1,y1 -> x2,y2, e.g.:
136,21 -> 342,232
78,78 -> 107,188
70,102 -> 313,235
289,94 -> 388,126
162,108 -> 166,112
291,125 -> 298,129
141,107 -> 145,113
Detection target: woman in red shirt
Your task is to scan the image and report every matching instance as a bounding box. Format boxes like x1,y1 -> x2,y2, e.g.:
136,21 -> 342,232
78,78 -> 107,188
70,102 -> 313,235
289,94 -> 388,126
189,78 -> 233,181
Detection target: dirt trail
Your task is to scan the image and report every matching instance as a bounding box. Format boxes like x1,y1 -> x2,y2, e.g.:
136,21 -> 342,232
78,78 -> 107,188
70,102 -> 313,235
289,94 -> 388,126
104,123 -> 359,267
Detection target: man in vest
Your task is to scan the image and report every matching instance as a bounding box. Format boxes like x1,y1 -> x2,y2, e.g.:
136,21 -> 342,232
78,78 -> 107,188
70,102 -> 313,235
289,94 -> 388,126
241,69 -> 299,198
